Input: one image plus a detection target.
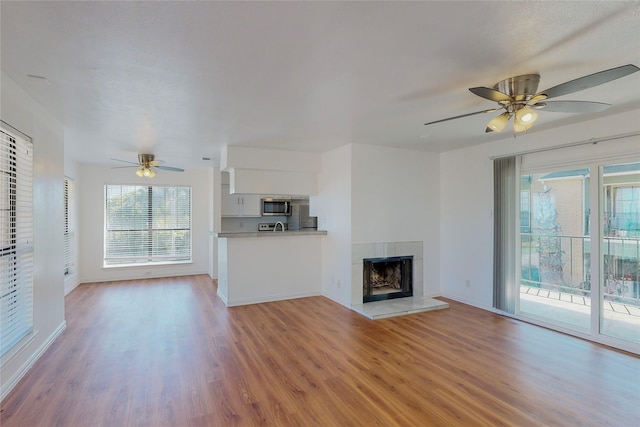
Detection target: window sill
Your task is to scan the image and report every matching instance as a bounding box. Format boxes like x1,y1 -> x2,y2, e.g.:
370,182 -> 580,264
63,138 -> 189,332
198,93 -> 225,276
102,260 -> 193,269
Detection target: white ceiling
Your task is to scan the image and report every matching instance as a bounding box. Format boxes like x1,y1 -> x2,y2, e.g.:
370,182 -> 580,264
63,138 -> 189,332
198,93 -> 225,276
2,1 -> 639,169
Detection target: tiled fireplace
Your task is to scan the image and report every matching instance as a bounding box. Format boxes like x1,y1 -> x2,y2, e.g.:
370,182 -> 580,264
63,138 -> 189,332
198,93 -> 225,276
351,241 -> 423,305
362,255 -> 413,302
351,241 -> 448,319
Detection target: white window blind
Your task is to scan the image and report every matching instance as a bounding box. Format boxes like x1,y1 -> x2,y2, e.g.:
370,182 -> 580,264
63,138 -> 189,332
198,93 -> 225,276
64,177 -> 74,275
104,184 -> 192,266
0,124 -> 34,356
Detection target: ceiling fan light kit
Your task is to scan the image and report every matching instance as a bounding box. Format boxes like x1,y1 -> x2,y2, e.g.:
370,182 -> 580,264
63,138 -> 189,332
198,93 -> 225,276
515,107 -> 538,126
136,167 -> 156,178
487,112 -> 510,132
111,153 -> 185,178
425,64 -> 640,136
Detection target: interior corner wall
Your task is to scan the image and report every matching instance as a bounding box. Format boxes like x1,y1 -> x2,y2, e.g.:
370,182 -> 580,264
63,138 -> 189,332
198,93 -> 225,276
1,71 -> 66,401
209,166 -> 220,279
77,165 -> 212,283
63,154 -> 80,295
439,108 -> 640,311
315,144 -> 352,307
350,144 -> 441,299
439,142 -> 495,309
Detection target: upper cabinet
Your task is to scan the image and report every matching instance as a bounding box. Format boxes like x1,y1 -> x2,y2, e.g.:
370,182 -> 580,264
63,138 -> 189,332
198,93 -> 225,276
222,146 -> 319,195
221,184 -> 261,217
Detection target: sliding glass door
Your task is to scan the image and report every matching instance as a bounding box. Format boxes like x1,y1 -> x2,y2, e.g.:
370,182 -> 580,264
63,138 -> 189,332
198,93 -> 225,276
519,168 -> 591,332
600,163 -> 640,343
518,161 -> 640,347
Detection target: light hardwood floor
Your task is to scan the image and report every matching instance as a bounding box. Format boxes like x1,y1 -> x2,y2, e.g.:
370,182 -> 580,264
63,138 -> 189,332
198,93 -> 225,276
1,275 -> 638,426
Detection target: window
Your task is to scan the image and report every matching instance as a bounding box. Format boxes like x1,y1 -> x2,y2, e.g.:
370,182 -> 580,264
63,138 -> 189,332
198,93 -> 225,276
104,184 -> 191,266
606,185 -> 640,236
64,177 -> 74,275
513,156 -> 640,348
0,123 -> 34,356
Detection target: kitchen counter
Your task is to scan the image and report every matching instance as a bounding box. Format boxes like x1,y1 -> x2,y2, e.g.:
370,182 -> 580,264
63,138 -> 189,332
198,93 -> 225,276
217,232 -> 324,307
216,230 -> 327,238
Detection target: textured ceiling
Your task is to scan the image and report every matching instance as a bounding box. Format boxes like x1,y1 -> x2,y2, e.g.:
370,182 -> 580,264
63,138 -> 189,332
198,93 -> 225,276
1,1 -> 639,168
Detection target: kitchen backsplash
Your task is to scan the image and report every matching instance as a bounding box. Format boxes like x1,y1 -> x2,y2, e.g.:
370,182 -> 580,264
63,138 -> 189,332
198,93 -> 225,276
222,216 -> 289,232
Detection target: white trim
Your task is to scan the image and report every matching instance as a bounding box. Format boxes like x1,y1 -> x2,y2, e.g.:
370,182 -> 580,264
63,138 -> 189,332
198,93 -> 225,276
102,260 -> 193,269
520,135 -> 639,174
0,321 -> 66,402
590,163 -> 603,342
0,120 -> 31,142
515,147 -> 640,351
490,131 -> 640,160
216,288 -> 228,306
512,312 -> 639,355
64,272 -> 81,295
0,331 -> 38,367
79,270 -> 209,284
441,294 -> 639,354
225,290 -> 322,307
439,292 -> 494,312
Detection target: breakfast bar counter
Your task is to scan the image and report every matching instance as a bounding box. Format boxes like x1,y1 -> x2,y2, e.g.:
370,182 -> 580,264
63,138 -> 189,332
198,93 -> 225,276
216,230 -> 327,238
217,232 -> 325,307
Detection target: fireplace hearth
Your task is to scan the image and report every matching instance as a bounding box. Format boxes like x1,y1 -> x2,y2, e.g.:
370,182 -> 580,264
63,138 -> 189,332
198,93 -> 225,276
363,256 -> 413,303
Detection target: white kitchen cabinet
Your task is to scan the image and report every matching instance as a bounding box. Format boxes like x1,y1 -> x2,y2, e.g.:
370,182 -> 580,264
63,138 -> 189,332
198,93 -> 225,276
221,184 -> 261,217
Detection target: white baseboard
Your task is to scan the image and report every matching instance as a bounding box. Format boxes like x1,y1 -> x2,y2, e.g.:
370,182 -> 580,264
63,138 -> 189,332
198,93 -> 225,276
441,293 -> 639,355
78,271 -> 210,284
1,321 -> 67,402
439,293 -> 495,312
225,290 -> 322,307
64,273 -> 81,295
216,288 -> 229,306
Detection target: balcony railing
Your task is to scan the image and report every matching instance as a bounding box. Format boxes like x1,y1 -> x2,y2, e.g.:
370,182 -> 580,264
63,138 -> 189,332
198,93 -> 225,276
521,233 -> 640,307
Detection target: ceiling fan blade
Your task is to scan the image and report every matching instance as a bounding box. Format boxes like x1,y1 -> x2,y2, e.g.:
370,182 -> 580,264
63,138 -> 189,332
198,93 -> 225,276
534,100 -> 611,113
111,165 -> 139,169
156,165 -> 184,172
424,108 -> 498,126
110,158 -> 140,166
469,87 -> 512,103
538,64 -> 640,99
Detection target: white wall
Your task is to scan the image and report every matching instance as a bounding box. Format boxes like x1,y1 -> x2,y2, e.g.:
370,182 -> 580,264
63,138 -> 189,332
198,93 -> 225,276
351,144 -> 441,300
439,108 -> 640,310
440,143 -> 495,308
219,235 -> 322,306
77,164 -> 212,283
1,72 -> 66,400
314,144 -> 352,307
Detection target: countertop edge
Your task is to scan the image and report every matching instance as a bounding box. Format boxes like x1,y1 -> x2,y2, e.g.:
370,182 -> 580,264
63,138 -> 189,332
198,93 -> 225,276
216,230 -> 328,238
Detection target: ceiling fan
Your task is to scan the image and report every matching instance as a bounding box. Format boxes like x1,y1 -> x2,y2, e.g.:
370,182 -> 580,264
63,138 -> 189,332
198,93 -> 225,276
111,154 -> 184,178
424,64 -> 640,134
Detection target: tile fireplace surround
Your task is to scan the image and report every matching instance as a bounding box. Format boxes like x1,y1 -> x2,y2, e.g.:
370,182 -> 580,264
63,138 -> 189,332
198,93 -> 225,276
351,241 -> 448,319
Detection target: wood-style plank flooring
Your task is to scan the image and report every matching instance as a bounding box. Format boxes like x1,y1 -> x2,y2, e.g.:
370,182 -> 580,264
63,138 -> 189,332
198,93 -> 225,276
1,275 -> 639,426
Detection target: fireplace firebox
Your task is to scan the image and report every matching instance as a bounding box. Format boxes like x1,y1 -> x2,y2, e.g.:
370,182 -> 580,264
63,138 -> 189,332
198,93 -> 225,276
363,256 -> 413,303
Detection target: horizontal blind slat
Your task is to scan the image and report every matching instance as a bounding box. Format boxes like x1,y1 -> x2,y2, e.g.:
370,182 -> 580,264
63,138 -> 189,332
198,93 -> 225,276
0,125 -> 34,356
104,184 -> 191,266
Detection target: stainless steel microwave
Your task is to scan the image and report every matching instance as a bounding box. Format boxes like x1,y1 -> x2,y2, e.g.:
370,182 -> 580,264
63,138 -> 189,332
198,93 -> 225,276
261,198 -> 292,216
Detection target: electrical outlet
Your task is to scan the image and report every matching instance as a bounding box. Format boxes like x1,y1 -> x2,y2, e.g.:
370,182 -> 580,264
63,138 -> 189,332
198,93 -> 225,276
465,279 -> 470,287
